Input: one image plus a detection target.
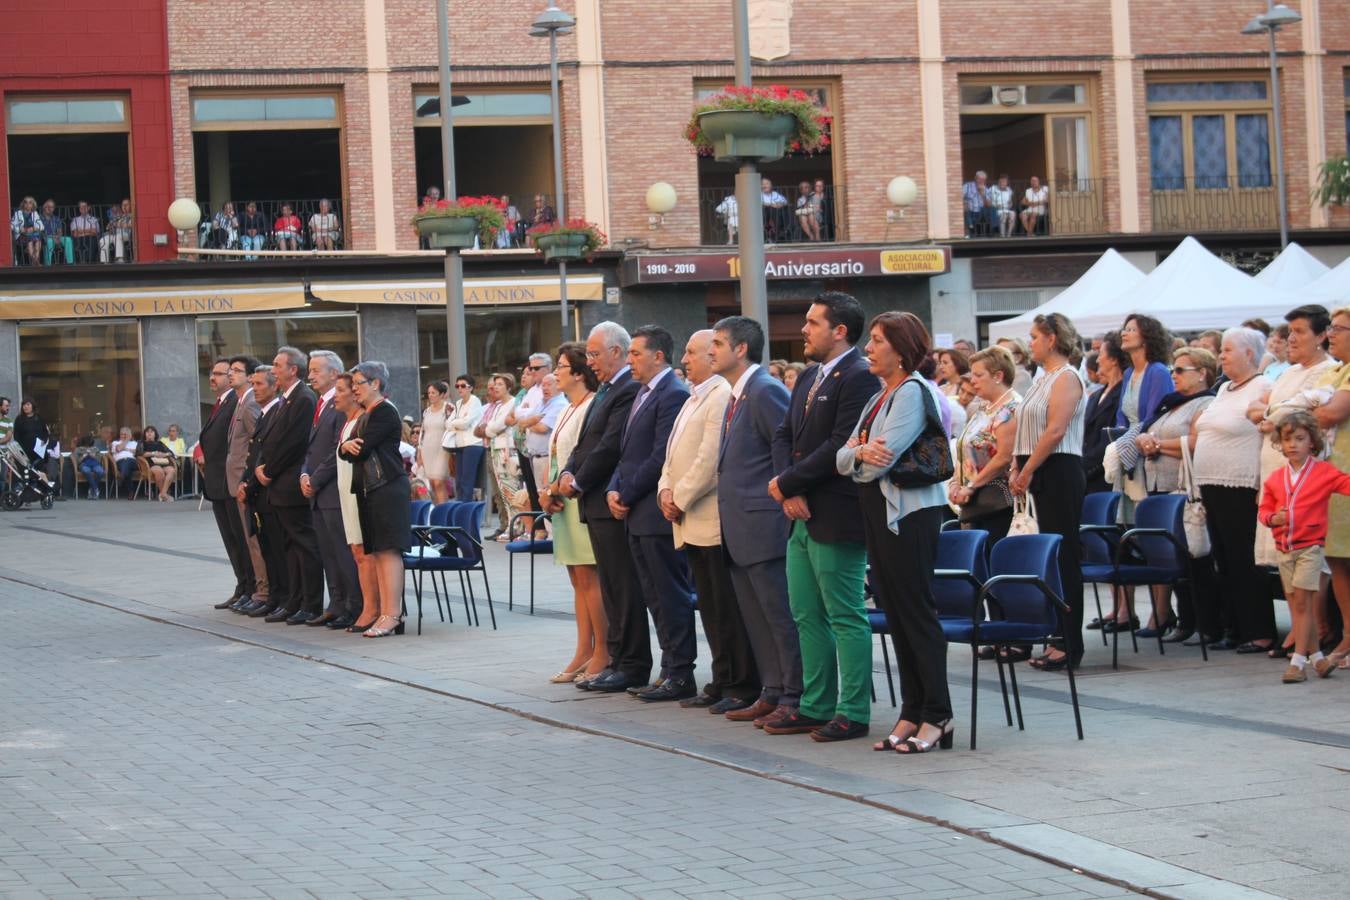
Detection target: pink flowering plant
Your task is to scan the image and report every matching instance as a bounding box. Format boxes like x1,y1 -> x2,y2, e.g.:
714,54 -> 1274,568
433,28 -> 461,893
413,194 -> 507,245
685,84 -> 831,157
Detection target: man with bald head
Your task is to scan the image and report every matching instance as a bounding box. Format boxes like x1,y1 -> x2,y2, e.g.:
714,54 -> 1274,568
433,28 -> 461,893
659,330 -> 760,712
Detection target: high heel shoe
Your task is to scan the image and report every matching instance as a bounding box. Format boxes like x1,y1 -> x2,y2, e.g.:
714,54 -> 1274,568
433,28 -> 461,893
873,718 -> 917,752
551,661 -> 590,684
895,719 -> 954,754
347,619 -> 377,633
363,616 -> 402,638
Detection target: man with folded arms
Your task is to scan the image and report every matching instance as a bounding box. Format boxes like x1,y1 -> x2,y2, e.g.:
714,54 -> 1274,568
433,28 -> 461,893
711,316 -> 802,732
659,330 -> 760,712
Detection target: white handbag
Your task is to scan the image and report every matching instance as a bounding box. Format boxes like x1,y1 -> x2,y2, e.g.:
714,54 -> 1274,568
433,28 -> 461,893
1176,438 -> 1210,558
1008,493 -> 1039,536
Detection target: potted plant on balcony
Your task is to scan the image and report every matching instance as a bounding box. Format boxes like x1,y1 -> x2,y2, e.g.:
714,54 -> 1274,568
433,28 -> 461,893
1314,155 -> 1350,209
685,84 -> 829,163
413,195 -> 506,249
528,218 -> 607,262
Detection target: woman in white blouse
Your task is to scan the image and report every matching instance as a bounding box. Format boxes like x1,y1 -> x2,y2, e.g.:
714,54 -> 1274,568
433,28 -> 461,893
476,372 -> 519,541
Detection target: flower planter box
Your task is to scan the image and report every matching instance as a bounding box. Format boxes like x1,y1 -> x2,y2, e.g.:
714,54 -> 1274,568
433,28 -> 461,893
415,214 -> 480,249
696,109 -> 796,163
534,231 -> 590,262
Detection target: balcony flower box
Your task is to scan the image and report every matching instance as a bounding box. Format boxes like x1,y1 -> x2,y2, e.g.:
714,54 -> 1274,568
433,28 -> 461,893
686,85 -> 829,163
529,218 -> 607,262
413,195 -> 506,249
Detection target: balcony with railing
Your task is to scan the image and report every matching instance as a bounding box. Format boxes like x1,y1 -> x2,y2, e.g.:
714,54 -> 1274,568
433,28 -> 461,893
194,198 -> 347,255
959,178 -> 1106,239
9,202 -> 135,267
698,184 -> 851,246
1149,175 -> 1277,233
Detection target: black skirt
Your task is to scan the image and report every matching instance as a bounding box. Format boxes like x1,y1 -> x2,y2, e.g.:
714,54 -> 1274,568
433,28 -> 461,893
357,476 -> 412,553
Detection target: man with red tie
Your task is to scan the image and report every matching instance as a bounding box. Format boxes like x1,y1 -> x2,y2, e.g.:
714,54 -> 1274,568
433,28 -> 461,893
301,350 -> 361,629
201,357 -> 253,610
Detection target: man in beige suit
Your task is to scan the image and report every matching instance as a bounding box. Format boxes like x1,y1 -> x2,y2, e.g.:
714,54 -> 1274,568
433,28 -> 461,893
224,355 -> 270,614
658,330 -> 760,713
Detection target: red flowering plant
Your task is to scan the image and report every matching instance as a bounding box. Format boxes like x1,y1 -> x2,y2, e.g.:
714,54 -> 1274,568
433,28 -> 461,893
527,217 -> 608,261
685,84 -> 830,157
412,194 -> 507,245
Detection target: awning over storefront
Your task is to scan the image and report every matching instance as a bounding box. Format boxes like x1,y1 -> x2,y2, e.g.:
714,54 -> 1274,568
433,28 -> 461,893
0,283 -> 307,320
308,275 -> 606,306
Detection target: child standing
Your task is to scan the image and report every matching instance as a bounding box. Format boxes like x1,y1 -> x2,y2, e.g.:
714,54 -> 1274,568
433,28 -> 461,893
1257,411 -> 1350,683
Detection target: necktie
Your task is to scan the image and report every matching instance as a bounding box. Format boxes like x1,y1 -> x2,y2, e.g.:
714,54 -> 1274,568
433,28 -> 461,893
804,366 -> 826,412
626,385 -> 651,427
723,395 -> 738,437
208,395 -> 223,422
312,398 -> 325,425
582,381 -> 610,431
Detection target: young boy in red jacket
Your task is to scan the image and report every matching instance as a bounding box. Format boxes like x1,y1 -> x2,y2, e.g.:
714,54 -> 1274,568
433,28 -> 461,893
1257,411 -> 1350,683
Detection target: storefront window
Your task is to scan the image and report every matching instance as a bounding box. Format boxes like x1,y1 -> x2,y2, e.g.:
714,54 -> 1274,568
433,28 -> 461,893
196,313 -> 359,415
416,308 -> 565,393
19,321 -> 142,446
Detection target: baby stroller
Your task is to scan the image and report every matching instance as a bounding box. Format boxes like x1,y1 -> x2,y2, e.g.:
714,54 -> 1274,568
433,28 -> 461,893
0,443 -> 56,510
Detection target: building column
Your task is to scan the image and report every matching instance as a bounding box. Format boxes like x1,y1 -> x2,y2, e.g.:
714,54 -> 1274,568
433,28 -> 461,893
576,0 -> 610,235
1110,0 -> 1141,234
1302,0 -> 1328,229
141,317 -> 203,443
358,305 -> 419,416
0,320 -> 19,401
366,0 -> 397,251
916,0 -> 950,240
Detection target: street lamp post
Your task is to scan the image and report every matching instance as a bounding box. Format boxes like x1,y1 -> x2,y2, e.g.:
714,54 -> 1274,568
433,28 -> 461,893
1242,2 -> 1302,249
436,0 -> 469,381
532,4 -> 576,338
731,0 -> 769,334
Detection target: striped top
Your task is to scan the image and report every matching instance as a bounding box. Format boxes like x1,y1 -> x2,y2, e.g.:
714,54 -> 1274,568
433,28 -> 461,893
1013,365 -> 1087,458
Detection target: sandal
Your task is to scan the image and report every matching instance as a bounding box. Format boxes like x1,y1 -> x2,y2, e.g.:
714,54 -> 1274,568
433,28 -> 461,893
872,719 -> 917,752
998,645 -> 1032,663
895,719 -> 954,754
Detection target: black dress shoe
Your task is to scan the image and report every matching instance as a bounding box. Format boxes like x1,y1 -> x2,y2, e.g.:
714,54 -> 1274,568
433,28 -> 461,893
247,603 -> 278,618
215,595 -> 244,610
286,610 -> 317,625
627,678 -> 663,697
327,615 -> 354,630
576,668 -> 615,691
637,678 -> 697,703
709,697 -> 752,715
588,671 -> 634,693
810,715 -> 870,742
305,613 -> 337,627
233,595 -> 261,612
679,693 -> 719,709
264,608 -> 295,623
1207,638 -> 1238,651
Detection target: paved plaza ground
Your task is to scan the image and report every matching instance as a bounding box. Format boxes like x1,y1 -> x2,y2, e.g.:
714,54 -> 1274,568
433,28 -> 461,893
3,498 -> 1347,898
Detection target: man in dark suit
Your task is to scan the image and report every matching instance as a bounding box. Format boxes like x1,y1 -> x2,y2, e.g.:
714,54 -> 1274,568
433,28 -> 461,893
557,321 -> 645,693
238,367 -> 290,618
255,346 -> 324,624
606,325 -> 695,702
300,350 -> 361,629
770,292 -> 877,743
711,316 -> 801,733
201,356 -> 253,610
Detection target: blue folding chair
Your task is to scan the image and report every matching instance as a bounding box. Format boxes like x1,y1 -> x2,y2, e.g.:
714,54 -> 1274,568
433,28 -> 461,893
1082,493 -> 1206,669
506,511 -> 553,615
405,500 -> 496,633
947,533 -> 1084,749
1080,492 -> 1123,649
403,501 -> 462,627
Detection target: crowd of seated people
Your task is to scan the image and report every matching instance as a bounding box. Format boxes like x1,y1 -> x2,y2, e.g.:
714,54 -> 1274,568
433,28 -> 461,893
199,199 -> 343,257
962,170 -> 1052,237
10,195 -> 134,266
713,177 -> 838,245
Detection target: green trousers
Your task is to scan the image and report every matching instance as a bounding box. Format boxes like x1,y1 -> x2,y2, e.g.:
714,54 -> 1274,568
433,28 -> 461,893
786,520 -> 871,722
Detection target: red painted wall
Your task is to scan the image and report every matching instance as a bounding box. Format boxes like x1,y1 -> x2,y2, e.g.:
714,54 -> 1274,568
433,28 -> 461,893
0,1 -> 173,265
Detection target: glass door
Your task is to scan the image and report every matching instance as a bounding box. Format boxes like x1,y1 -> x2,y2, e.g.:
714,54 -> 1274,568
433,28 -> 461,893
1047,114 -> 1102,233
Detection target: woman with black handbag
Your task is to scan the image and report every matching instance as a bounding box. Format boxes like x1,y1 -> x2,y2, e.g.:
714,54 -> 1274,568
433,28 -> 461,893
838,311 -> 954,754
949,346 -> 1021,544
339,361 -> 411,638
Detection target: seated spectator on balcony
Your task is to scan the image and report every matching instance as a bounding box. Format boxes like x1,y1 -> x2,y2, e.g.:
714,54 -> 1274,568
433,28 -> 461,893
39,199 -> 73,266
813,179 -> 835,241
70,202 -> 100,263
497,195 -> 521,248
74,434 -> 105,498
204,202 -> 239,250
11,196 -> 43,266
990,174 -> 1015,237
239,202 -> 266,259
761,177 -> 790,242
163,423 -> 187,457
140,426 -> 177,502
309,199 -> 341,251
962,170 -> 991,237
530,193 -> 555,229
715,193 -> 738,245
794,180 -> 821,241
421,185 -> 441,206
100,198 -> 134,263
111,426 -> 138,497
1020,175 -> 1049,236
274,204 -> 302,251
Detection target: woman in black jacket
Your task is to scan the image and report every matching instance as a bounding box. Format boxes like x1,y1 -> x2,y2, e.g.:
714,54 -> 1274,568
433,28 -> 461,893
339,361 -> 412,638
1082,332 -> 1126,494
11,399 -> 49,464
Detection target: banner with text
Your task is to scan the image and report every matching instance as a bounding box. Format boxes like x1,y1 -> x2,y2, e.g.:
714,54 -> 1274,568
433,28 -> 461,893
308,275 -> 605,306
620,246 -> 950,286
0,283 -> 307,320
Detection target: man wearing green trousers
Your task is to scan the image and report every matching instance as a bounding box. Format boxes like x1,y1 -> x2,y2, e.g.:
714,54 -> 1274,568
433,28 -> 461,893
770,292 -> 878,742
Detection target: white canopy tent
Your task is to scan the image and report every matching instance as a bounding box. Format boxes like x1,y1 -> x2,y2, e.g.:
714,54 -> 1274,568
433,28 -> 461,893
1303,257 -> 1350,306
1254,242 -> 1330,290
1070,236 -> 1305,337
985,249 -> 1145,343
